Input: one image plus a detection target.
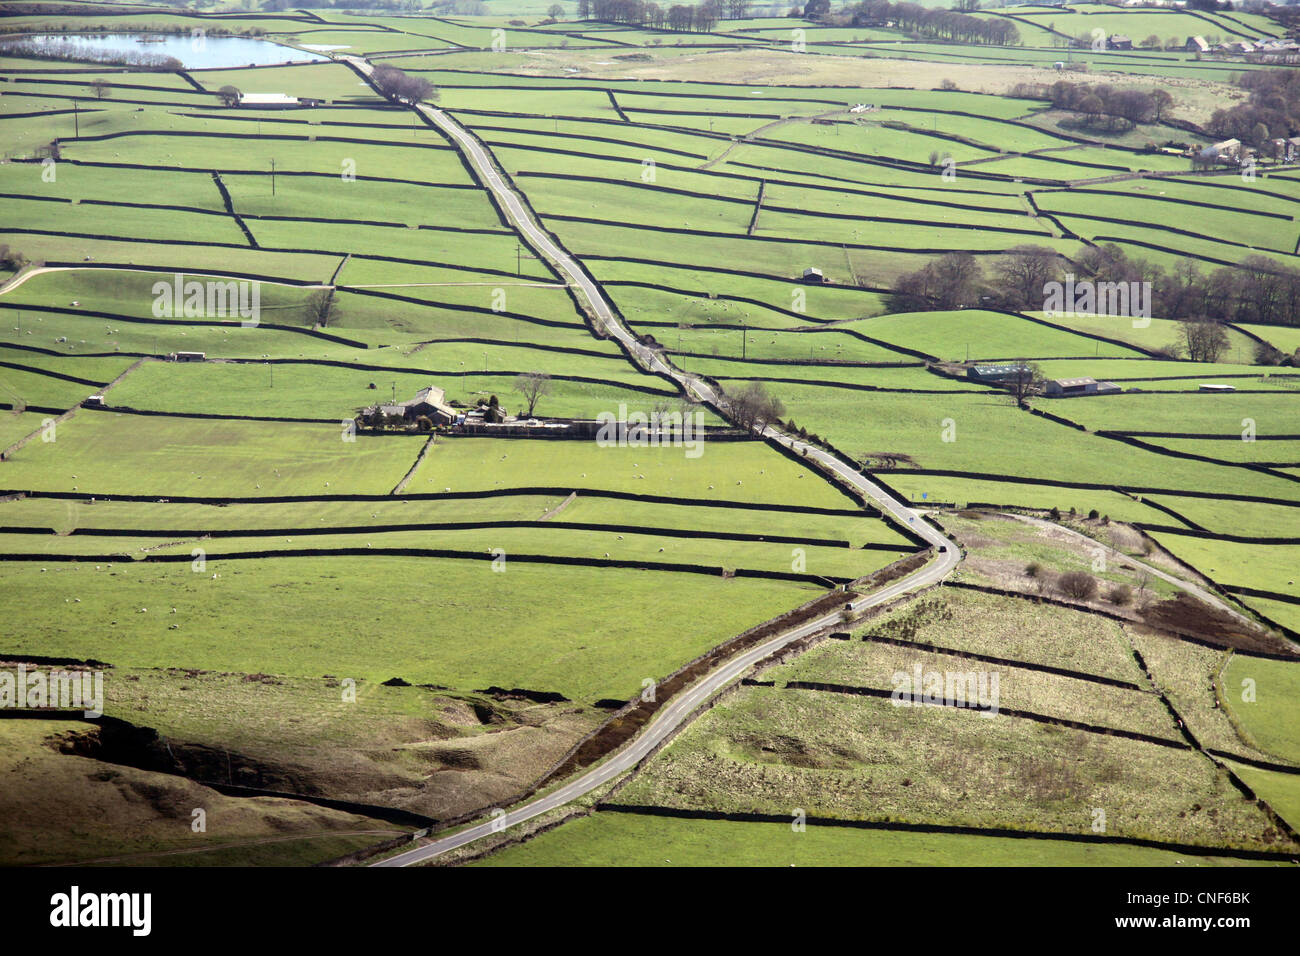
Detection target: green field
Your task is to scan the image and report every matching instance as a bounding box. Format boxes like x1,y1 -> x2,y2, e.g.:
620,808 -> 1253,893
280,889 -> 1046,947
2,1 -> 1297,868
477,810 -> 1282,867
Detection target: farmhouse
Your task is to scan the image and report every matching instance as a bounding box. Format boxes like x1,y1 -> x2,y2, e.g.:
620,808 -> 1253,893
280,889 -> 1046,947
801,267 -> 828,284
1107,35 -> 1133,50
368,385 -> 458,426
1043,377 -> 1122,398
1210,138 -> 1243,161
1185,36 -> 1209,53
398,385 -> 458,424
966,363 -> 1033,384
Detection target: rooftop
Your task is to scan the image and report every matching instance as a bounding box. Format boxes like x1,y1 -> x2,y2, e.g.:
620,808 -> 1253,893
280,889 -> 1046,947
239,93 -> 300,106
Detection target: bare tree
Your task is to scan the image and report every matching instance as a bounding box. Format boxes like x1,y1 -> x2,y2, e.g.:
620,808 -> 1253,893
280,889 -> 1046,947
1179,317 -> 1229,362
1133,565 -> 1154,607
304,289 -> 339,328
90,78 -> 111,100
1149,88 -> 1173,122
728,381 -> 784,433
515,371 -> 551,417
372,66 -> 436,105
995,245 -> 1059,311
890,251 -> 983,312
1004,360 -> 1043,406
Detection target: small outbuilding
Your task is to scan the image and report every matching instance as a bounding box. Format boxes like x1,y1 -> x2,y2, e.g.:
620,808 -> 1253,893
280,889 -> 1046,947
1044,377 -> 1122,398
1199,383 -> 1236,393
801,267 -> 828,284
238,92 -> 307,109
170,351 -> 206,362
967,363 -> 1033,384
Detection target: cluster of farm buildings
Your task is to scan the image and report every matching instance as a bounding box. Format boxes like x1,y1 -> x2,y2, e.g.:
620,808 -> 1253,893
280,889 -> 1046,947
966,364 -> 1235,396
1062,34 -> 1299,57
1203,135 -> 1300,167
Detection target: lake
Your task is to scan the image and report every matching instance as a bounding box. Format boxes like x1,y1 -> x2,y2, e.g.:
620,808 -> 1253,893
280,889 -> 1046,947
20,33 -> 328,69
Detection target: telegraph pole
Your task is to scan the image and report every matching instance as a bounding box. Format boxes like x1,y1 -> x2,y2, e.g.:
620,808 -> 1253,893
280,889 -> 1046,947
515,242 -> 537,275
270,158 -> 277,196
73,99 -> 79,137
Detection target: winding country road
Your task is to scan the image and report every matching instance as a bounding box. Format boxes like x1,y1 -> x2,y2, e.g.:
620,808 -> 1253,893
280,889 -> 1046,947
341,58 -> 960,866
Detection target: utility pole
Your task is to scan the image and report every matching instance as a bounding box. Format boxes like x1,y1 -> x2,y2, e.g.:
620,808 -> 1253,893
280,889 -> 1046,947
741,322 -> 747,360
73,99 -> 79,137
515,242 -> 537,276
270,158 -> 277,196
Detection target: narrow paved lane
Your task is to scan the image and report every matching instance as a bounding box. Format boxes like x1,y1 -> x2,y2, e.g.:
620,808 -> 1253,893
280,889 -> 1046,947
374,545 -> 953,867
341,61 -> 960,866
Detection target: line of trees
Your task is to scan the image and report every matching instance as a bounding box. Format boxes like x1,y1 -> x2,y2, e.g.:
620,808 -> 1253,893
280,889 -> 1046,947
0,37 -> 181,71
579,0 -> 731,31
1207,68 -> 1300,151
890,243 -> 1300,360
727,381 -> 785,432
371,65 -> 436,105
0,22 -> 267,38
1048,80 -> 1173,130
840,0 -> 1019,46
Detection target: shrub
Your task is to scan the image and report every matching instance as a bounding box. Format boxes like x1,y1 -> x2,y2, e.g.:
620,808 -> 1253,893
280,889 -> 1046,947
1025,562 -> 1042,578
1058,571 -> 1098,601
1109,583 -> 1133,606
1088,508 -> 1100,520
1049,506 -> 1061,520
